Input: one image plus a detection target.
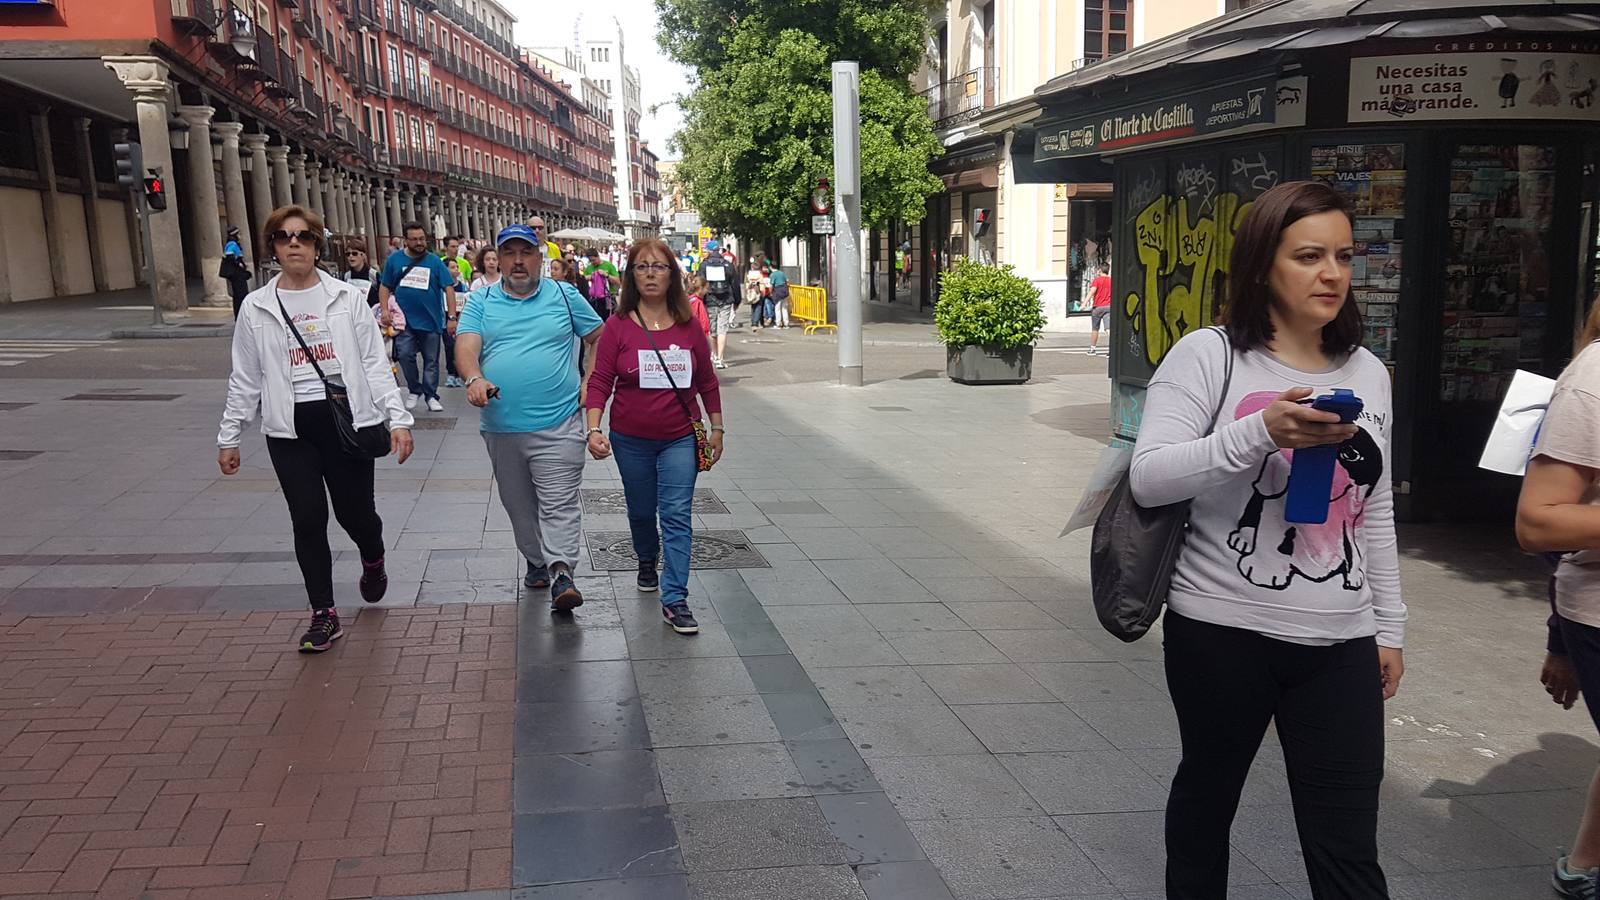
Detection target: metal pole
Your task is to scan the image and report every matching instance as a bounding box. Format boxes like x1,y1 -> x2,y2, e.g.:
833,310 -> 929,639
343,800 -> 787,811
134,190 -> 163,327
831,61 -> 862,387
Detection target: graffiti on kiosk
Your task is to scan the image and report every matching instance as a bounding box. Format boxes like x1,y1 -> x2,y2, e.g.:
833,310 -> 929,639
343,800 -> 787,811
1124,191 -> 1255,366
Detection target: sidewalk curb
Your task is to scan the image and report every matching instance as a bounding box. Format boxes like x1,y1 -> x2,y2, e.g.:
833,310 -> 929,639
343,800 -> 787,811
110,324 -> 233,339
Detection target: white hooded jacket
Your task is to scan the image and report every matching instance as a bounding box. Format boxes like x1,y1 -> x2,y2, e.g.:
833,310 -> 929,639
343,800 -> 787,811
217,270 -> 414,448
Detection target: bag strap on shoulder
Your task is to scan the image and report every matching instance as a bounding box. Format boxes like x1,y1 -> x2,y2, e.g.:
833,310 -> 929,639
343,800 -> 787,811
1205,325 -> 1234,437
634,312 -> 699,430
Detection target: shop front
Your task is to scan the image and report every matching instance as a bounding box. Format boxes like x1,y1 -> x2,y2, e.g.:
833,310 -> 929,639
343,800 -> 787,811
1008,1 -> 1600,520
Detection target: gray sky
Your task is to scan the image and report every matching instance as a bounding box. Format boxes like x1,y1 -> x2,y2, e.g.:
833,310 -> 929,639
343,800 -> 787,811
502,0 -> 693,160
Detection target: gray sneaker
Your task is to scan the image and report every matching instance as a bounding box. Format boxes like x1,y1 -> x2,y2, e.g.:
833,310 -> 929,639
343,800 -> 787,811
1555,856 -> 1598,899
524,563 -> 550,590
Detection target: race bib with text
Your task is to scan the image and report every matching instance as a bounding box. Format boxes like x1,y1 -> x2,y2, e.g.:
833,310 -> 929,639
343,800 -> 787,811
638,347 -> 692,389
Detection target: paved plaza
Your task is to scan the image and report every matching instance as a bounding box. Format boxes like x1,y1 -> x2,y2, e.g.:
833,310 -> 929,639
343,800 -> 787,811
0,315 -> 1588,899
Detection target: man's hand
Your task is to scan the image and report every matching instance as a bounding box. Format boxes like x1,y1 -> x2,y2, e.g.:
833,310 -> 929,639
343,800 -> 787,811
391,428 -> 414,465
1379,646 -> 1404,700
706,430 -> 724,468
218,448 -> 241,475
1543,652 -> 1582,709
467,379 -> 496,408
446,320 -> 458,336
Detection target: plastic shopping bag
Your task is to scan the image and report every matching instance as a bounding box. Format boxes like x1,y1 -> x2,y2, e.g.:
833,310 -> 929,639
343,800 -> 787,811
1478,369 -> 1556,476
1061,443 -> 1133,536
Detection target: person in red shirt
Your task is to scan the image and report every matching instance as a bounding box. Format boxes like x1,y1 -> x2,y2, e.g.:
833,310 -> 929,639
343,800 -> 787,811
585,238 -> 725,635
1088,263 -> 1113,356
686,274 -> 711,337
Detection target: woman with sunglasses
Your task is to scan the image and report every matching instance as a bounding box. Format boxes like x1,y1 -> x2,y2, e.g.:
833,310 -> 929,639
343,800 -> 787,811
586,238 -> 724,635
341,239 -> 379,307
217,205 -> 416,653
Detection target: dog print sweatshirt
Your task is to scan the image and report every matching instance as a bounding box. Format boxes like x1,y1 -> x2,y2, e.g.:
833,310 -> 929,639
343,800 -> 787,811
1128,328 -> 1405,648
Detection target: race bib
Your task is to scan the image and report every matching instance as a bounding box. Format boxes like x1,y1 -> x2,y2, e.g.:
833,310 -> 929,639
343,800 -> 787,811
399,266 -> 431,291
704,266 -> 726,282
638,347 -> 692,389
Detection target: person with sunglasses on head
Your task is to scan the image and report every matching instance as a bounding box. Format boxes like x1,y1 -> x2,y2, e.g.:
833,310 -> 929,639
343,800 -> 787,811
378,222 -> 457,412
457,225 -> 604,612
216,205 -> 415,653
586,238 -> 724,635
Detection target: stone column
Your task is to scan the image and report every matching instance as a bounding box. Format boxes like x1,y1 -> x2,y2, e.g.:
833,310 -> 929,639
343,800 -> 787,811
289,152 -> 310,208
266,144 -> 292,209
420,191 -> 435,238
105,58 -> 185,310
332,170 -> 347,234
465,198 -> 478,241
385,183 -> 402,242
30,109 -> 71,297
213,122 -> 252,270
241,133 -> 273,266
318,164 -> 336,231
358,178 -> 376,241
175,104 -> 227,308
72,117 -> 110,293
400,185 -> 415,226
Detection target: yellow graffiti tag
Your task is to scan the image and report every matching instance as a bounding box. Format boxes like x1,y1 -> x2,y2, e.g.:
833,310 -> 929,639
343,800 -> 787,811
1124,193 -> 1254,366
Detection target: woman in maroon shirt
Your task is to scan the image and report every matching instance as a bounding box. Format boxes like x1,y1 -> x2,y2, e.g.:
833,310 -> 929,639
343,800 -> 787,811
585,239 -> 724,635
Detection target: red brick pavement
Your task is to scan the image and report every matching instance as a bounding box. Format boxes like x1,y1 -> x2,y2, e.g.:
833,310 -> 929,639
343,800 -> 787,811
0,605 -> 516,898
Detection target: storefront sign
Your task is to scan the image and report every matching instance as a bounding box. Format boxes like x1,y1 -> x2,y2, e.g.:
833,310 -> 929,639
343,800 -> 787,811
1349,53 -> 1600,123
1034,76 -> 1305,161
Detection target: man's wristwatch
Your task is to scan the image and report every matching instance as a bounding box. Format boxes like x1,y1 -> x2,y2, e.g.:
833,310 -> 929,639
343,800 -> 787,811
447,314 -> 458,321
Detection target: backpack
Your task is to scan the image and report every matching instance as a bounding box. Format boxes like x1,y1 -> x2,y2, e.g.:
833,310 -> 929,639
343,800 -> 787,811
702,257 -> 733,302
588,268 -> 611,301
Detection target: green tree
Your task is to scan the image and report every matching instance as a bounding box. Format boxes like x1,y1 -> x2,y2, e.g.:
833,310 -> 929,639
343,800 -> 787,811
659,1 -> 944,240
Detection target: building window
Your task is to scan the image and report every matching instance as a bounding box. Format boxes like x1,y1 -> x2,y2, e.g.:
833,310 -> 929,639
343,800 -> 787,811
1083,0 -> 1131,63
387,45 -> 400,83
424,122 -> 435,151
375,108 -> 388,145
409,116 -> 421,148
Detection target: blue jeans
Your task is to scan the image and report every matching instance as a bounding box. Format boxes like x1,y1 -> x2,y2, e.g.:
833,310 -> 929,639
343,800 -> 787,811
395,328 -> 440,400
611,430 -> 698,606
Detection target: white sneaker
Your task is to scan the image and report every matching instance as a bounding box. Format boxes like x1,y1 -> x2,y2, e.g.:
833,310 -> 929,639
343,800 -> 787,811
405,393 -> 421,409
714,359 -> 728,370
426,398 -> 444,412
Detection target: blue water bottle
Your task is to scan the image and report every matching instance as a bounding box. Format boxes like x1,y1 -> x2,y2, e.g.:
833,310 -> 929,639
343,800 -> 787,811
1284,389 -> 1364,525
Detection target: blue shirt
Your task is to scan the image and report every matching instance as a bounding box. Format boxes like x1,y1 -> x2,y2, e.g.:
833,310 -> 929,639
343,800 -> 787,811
380,251 -> 455,333
768,269 -> 787,288
224,240 -> 242,258
457,278 -> 603,434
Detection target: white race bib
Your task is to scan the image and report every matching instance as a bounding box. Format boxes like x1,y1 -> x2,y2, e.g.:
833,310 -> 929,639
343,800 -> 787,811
638,347 -> 693,389
399,266 -> 431,291
704,266 -> 726,282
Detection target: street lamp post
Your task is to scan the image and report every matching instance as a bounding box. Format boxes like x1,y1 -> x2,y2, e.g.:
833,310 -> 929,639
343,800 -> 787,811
831,61 -> 862,387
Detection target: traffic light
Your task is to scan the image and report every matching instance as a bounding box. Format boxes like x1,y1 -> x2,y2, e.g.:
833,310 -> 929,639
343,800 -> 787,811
113,141 -> 143,190
142,173 -> 167,211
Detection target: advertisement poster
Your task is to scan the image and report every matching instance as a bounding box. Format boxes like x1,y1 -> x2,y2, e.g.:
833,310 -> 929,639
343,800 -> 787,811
1036,76 -> 1306,160
1350,52 -> 1600,123
1310,143 -> 1406,363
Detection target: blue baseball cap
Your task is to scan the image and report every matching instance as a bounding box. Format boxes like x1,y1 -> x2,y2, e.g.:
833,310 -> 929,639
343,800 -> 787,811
496,224 -> 540,249
705,239 -> 719,250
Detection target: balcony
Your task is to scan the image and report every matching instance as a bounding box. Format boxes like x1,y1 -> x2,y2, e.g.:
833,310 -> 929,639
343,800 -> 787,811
170,0 -> 217,36
267,47 -> 297,97
251,29 -> 280,83
361,63 -> 386,94
291,5 -> 316,37
920,67 -> 998,131
353,0 -> 377,26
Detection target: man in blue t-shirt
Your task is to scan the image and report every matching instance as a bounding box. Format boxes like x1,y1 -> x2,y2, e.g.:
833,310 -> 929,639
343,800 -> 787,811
379,222 -> 457,411
455,224 -> 603,612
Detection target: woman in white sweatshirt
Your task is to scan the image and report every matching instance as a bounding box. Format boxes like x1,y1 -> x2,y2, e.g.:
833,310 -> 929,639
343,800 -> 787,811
1129,180 -> 1405,900
216,205 -> 415,654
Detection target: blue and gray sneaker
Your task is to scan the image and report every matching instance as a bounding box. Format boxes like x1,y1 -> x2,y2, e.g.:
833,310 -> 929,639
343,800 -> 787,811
636,558 -> 659,593
662,602 -> 699,635
550,570 -> 583,613
524,562 -> 549,590
1555,856 -> 1598,899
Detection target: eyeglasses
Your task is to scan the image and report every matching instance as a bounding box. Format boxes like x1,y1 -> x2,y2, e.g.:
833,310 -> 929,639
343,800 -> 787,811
271,229 -> 317,245
632,262 -> 673,273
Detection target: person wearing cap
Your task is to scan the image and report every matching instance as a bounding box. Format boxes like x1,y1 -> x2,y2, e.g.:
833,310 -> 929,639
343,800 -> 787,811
698,239 -> 737,369
222,226 -> 252,317
456,225 -> 604,612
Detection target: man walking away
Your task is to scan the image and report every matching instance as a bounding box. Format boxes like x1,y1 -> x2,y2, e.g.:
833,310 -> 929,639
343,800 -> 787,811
1087,263 -> 1112,357
456,225 -> 604,612
379,222 -> 457,412
700,240 -> 736,369
583,247 -> 621,320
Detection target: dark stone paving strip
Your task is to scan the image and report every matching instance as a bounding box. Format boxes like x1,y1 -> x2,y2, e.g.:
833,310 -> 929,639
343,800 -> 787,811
0,549 -> 301,566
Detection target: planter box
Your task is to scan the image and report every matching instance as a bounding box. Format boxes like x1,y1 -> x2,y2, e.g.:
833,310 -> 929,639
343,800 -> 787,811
946,344 -> 1033,385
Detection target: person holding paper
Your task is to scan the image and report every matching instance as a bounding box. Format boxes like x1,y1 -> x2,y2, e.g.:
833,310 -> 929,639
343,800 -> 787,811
585,238 -> 724,636
379,222 -> 457,412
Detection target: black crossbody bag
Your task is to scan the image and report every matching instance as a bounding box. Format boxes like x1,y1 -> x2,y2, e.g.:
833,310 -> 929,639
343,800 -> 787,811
276,287 -> 392,460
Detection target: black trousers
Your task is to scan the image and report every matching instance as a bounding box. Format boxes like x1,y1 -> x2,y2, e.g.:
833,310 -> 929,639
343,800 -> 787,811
265,401 -> 386,610
1162,610 -> 1389,900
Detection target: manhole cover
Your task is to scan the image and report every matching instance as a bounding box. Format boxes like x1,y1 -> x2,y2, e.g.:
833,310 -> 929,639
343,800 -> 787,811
409,417 -> 457,430
582,488 -> 729,516
583,529 -> 769,570
0,450 -> 43,460
64,393 -> 181,401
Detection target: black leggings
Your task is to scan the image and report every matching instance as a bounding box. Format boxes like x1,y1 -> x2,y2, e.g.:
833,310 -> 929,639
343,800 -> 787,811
266,400 -> 386,610
1162,610 -> 1389,900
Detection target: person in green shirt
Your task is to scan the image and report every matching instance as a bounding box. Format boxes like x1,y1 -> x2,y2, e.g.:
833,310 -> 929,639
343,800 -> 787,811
581,248 -> 621,319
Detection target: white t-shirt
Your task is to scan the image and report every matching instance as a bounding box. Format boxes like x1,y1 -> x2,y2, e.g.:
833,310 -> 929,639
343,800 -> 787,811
1534,341 -> 1600,628
469,274 -> 500,292
277,284 -> 343,402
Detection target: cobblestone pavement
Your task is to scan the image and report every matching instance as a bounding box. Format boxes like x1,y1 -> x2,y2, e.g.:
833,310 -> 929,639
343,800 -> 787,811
0,324 -> 1587,899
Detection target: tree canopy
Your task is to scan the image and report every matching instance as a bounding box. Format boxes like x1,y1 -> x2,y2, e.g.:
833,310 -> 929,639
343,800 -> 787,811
657,0 -> 944,240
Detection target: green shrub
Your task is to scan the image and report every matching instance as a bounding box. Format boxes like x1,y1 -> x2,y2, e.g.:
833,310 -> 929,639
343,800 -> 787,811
934,258 -> 1046,350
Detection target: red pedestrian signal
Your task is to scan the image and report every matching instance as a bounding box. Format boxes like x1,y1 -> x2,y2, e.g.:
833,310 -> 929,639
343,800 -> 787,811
142,175 -> 167,211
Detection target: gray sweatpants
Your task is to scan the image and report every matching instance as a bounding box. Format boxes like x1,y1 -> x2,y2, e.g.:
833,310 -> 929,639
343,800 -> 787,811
482,412 -> 587,571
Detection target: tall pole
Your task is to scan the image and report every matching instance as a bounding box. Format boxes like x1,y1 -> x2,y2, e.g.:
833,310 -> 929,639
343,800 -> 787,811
832,61 -> 862,387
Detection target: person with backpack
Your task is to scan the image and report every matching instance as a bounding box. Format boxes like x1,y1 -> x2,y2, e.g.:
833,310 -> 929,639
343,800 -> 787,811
768,265 -> 790,329
583,247 -> 621,319
699,240 -> 736,369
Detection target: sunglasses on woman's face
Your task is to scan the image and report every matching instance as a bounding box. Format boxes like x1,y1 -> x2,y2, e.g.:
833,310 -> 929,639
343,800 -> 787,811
271,229 -> 317,245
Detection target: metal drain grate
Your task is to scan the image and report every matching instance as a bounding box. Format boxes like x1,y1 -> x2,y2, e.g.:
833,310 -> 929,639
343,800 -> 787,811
582,488 -> 729,516
64,393 -> 181,402
584,529 -> 769,570
408,417 -> 458,430
0,450 -> 43,460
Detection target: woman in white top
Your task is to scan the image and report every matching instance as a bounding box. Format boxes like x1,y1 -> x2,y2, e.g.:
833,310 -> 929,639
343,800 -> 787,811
1129,181 -> 1404,899
469,246 -> 500,293
1516,298 -> 1600,898
216,205 -> 415,654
